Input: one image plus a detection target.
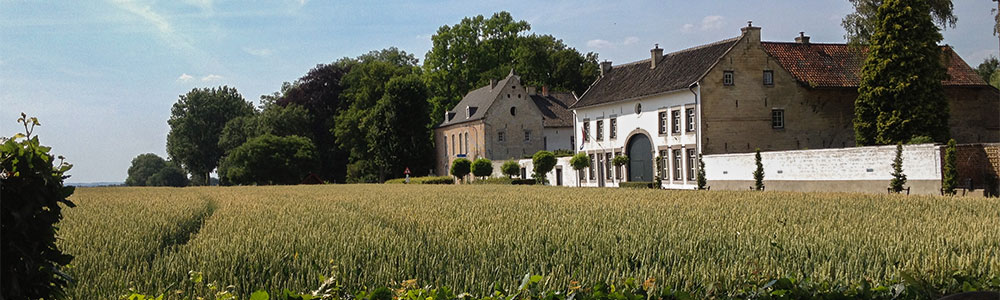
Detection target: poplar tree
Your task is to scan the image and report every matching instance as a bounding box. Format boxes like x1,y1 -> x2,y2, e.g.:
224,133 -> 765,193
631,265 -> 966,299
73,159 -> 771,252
854,0 -> 950,146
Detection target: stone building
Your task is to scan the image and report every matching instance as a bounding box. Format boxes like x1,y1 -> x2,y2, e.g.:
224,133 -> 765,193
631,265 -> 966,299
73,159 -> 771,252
571,23 -> 999,189
434,71 -> 577,176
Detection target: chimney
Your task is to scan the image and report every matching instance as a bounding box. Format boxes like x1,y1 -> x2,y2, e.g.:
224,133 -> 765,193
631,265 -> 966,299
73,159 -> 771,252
795,32 -> 810,44
526,86 -> 537,95
740,20 -> 761,44
650,44 -> 663,69
444,110 -> 449,122
542,86 -> 549,97
600,61 -> 612,77
490,79 -> 498,89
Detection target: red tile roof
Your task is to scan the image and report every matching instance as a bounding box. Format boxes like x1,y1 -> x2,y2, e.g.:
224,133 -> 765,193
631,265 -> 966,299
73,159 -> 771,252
762,42 -> 989,88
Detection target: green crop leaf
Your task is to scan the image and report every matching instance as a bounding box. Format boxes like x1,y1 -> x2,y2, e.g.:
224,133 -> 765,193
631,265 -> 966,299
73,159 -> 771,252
250,290 -> 269,300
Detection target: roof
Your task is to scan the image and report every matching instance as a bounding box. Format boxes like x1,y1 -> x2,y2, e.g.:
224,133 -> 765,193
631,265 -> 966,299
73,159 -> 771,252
572,38 -> 740,109
761,42 -> 989,88
530,92 -> 577,128
438,74 -> 517,127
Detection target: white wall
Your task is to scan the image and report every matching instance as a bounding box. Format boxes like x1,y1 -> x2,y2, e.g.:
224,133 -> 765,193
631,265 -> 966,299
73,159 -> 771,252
703,144 -> 941,182
503,157 -> 580,186
543,127 -> 573,151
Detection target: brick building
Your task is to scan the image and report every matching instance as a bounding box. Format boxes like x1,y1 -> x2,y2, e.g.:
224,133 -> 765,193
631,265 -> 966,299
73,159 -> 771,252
571,23 -> 999,188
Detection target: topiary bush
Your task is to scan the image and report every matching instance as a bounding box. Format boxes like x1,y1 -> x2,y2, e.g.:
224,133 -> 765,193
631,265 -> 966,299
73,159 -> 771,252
1,113 -> 76,299
471,158 -> 493,179
531,151 -> 556,185
620,181 -> 653,189
890,143 -> 907,193
753,148 -> 764,191
450,158 -> 471,183
941,139 -> 957,195
385,176 -> 454,184
500,160 -> 520,178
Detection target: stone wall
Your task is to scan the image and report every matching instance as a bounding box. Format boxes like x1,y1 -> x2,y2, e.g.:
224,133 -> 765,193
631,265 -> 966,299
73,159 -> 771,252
950,143 -> 1000,190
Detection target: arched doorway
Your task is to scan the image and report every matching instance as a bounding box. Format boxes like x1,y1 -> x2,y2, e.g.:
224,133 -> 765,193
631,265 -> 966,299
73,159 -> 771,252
626,134 -> 653,182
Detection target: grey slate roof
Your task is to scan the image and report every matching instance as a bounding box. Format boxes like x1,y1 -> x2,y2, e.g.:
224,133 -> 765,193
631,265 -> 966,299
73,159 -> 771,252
531,92 -> 576,128
572,37 -> 739,109
438,75 -> 517,127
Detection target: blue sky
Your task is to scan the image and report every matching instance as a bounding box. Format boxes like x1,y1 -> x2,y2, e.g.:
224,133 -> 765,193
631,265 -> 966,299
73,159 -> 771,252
2,0 -> 997,183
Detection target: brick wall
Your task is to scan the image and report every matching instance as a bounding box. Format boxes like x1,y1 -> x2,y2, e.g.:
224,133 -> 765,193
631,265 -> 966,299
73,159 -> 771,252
950,143 -> 1000,189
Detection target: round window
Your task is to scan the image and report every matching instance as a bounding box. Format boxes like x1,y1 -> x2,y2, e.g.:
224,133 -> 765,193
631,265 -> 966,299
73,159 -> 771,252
634,103 -> 642,115
510,107 -> 517,116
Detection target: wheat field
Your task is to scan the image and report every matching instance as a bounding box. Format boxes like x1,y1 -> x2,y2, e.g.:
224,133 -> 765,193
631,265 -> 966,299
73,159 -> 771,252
57,185 -> 1000,299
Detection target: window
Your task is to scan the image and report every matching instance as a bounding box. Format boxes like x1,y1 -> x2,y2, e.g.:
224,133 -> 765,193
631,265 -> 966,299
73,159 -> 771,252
605,152 -> 613,181
588,154 -> 596,180
524,130 -> 531,141
498,131 -> 505,142
465,132 -> 469,154
444,138 -> 448,156
570,135 -> 575,149
687,149 -> 696,180
614,151 -> 622,179
686,108 -> 695,132
455,134 -> 460,154
596,120 -> 604,141
673,149 -> 682,180
723,71 -> 734,86
451,135 -> 456,155
658,111 -> 667,134
658,150 -> 668,179
672,110 -> 681,134
609,118 -> 617,139
635,103 -> 642,115
763,70 -> 774,85
583,121 -> 590,142
510,107 -> 516,116
772,109 -> 785,129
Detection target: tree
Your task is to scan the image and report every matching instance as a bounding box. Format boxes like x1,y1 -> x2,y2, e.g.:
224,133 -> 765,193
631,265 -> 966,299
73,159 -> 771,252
612,155 -> 629,185
942,139 -> 958,195
423,11 -> 599,125
654,156 -> 663,188
146,162 -> 189,187
853,0 -> 950,146
976,56 -> 1000,89
365,74 -> 433,182
531,150 -> 556,185
471,158 -> 494,179
889,143 -> 907,193
218,134 -> 319,185
753,149 -> 765,191
501,160 -> 520,178
167,86 -> 255,185
569,152 -> 590,187
841,0 -> 956,46
1,114 -> 75,299
450,158 -> 471,183
126,153 -> 167,186
696,154 -> 707,190
218,115 -> 260,156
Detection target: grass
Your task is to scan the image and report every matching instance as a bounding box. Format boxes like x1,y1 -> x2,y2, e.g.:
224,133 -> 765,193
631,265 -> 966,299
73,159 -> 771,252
57,185 -> 1000,299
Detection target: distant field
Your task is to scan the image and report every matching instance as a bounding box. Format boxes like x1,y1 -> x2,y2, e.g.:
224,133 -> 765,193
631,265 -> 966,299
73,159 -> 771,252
58,185 -> 1000,299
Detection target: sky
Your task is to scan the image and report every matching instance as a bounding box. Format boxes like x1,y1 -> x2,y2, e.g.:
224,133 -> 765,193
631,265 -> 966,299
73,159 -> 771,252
2,0 -> 997,183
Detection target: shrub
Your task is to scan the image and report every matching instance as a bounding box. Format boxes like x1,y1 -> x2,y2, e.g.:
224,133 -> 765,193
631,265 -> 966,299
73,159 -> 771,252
472,177 -> 514,185
385,176 -> 454,184
511,179 -> 536,185
890,143 -> 907,193
1,114 -> 75,299
654,155 -> 663,188
218,134 -> 319,185
500,160 -> 520,178
620,181 -> 653,189
753,148 -> 764,191
471,158 -> 493,178
551,149 -> 574,157
569,152 -> 590,187
908,135 -> 934,144
942,139 -> 957,195
450,158 -> 471,183
146,162 -> 189,187
126,153 -> 167,186
531,151 -> 556,185
696,154 -> 707,190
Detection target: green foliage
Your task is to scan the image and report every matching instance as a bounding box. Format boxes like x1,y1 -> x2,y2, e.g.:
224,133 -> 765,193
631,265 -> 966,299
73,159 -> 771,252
907,135 -> 935,144
654,156 -> 663,188
890,143 -> 907,193
472,177 -> 514,185
471,158 -> 493,178
423,11 -> 598,125
148,162 -> 189,187
976,56 -> 999,85
511,179 -> 536,185
218,115 -> 261,156
385,176 -> 454,184
500,160 -> 520,178
126,153 -> 167,186
853,0 -> 950,145
841,0 -> 956,46
753,149 -> 765,191
0,113 -> 75,299
450,158 -> 471,182
218,134 -> 319,185
942,139 -> 958,195
531,150 -> 556,184
620,181 -> 653,189
697,154 -> 707,190
167,86 -> 255,185
569,152 -> 590,171
612,155 -> 629,167
550,149 -> 574,157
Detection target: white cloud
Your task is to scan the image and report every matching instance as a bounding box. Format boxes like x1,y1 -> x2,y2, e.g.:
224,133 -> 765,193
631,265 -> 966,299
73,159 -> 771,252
587,39 -> 613,49
700,15 -> 725,30
681,23 -> 695,33
623,36 -> 640,46
243,47 -> 273,57
177,73 -> 194,82
201,74 -> 223,82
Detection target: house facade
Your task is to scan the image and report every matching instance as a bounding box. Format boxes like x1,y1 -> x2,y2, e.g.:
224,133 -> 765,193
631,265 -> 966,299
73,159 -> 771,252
434,72 -> 578,176
571,23 -> 999,189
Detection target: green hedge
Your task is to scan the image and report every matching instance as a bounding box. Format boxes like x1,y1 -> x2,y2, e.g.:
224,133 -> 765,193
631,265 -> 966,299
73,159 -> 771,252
385,176 -> 454,184
511,179 -> 536,185
472,177 -> 514,185
620,181 -> 653,189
